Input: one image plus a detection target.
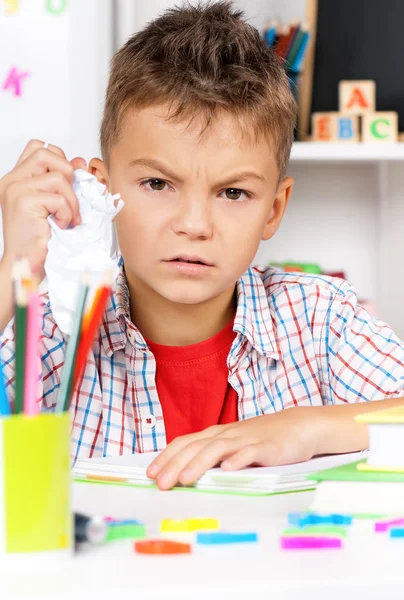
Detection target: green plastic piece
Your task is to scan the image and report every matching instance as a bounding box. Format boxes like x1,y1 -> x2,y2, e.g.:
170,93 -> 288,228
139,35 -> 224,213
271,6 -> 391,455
283,526 -> 348,538
3,413 -> 71,553
268,262 -> 322,275
106,524 -> 146,542
310,460 -> 404,484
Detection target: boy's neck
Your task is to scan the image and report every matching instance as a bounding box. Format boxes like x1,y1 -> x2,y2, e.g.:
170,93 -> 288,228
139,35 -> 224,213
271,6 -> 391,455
126,275 -> 237,346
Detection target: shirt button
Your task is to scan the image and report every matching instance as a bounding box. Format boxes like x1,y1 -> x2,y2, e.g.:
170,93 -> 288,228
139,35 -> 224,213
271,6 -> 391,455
143,413 -> 156,429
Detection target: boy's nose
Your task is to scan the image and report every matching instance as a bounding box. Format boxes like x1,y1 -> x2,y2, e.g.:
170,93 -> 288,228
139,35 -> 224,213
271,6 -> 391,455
171,194 -> 213,240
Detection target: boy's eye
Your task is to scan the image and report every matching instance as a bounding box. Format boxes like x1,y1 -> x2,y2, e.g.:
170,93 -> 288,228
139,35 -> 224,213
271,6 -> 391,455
147,178 -> 167,191
222,188 -> 250,201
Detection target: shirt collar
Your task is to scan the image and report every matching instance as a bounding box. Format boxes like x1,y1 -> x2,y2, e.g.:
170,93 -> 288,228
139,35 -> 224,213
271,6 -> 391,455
99,254 -> 130,357
101,256 -> 280,360
234,268 -> 281,359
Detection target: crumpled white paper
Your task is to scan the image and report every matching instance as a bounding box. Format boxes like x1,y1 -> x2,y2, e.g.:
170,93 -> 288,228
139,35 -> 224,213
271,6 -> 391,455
44,169 -> 124,335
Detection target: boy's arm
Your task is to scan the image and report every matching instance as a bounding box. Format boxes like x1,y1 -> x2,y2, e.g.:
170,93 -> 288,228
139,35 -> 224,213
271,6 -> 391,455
312,396 -> 404,454
322,281 -> 404,404
146,398 -> 404,490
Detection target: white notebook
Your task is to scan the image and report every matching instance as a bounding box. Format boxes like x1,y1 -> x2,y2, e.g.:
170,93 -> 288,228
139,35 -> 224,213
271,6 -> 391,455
73,451 -> 367,496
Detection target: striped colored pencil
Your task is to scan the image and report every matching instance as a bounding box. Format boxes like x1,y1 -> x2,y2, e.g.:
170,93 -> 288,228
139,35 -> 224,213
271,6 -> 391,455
73,271 -> 113,388
286,22 -> 307,70
56,272 -> 89,413
23,290 -> 41,416
0,355 -> 11,417
12,259 -> 31,414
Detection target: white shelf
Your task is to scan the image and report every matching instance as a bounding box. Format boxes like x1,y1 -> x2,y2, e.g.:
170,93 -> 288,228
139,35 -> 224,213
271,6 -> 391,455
290,142 -> 404,163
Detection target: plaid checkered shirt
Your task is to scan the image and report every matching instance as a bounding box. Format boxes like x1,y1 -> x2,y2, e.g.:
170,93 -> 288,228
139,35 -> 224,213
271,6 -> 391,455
2,256 -> 404,462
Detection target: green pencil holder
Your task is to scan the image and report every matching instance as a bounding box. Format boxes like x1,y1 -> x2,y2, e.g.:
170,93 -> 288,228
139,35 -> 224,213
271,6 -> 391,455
0,412 -> 71,557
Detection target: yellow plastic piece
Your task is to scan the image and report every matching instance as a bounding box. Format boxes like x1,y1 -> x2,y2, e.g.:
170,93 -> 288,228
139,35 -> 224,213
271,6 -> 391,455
357,461 -> 404,474
161,518 -> 220,532
3,413 -> 71,553
355,405 -> 404,424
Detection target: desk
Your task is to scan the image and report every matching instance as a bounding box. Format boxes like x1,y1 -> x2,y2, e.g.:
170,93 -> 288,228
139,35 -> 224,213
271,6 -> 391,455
2,481 -> 404,600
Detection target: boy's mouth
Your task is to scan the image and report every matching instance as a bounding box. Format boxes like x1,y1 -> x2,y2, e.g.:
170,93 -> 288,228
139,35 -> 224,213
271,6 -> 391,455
165,255 -> 213,267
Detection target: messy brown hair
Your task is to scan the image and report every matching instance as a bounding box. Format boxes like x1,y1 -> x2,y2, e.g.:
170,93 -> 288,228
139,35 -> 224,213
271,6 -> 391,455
101,1 -> 297,179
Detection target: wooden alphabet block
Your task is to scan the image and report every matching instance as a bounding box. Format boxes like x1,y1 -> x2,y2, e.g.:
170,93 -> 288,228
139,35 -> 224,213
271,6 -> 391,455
362,112 -> 398,142
339,80 -> 376,115
312,113 -> 359,141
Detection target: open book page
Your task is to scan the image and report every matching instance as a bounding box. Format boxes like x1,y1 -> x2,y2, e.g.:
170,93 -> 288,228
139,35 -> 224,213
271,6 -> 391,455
74,450 -> 367,494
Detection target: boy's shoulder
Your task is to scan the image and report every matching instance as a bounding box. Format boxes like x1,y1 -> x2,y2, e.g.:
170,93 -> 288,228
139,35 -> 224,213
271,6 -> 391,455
250,265 -> 355,303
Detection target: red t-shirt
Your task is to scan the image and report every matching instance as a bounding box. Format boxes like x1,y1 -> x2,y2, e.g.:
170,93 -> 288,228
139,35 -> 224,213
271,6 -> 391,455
146,318 -> 238,444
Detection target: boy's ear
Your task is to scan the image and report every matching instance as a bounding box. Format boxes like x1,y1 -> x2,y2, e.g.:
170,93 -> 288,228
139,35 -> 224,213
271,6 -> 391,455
262,176 -> 294,241
89,157 -> 109,189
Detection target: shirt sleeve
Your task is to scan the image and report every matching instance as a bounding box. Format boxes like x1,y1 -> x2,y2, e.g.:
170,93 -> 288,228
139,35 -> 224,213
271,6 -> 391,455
0,318 -> 18,409
321,282 -> 404,404
0,298 -> 66,412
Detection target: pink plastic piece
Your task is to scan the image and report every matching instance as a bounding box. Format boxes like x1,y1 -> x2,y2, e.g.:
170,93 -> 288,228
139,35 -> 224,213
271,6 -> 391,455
281,536 -> 342,550
375,518 -> 404,532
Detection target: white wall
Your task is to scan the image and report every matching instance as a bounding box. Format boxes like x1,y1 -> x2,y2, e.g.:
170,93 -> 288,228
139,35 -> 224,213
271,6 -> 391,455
253,163 -> 379,304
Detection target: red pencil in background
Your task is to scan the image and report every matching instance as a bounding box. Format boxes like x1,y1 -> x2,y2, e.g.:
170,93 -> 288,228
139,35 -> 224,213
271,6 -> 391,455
73,271 -> 113,388
275,25 -> 290,59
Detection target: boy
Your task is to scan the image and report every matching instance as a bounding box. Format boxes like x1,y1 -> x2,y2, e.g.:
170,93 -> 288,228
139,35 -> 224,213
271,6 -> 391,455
1,1 -> 404,491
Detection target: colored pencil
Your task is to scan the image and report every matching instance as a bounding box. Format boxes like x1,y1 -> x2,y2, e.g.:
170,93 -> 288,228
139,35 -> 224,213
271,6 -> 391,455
0,355 -> 11,417
23,291 -> 41,416
12,259 -> 31,415
73,271 -> 113,388
264,19 -> 277,48
276,25 -> 290,59
56,273 -> 89,413
286,23 -> 307,70
285,22 -> 300,63
291,28 -> 310,73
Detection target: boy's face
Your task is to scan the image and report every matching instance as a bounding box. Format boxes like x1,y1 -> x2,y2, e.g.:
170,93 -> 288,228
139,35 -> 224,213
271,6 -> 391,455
91,105 -> 293,306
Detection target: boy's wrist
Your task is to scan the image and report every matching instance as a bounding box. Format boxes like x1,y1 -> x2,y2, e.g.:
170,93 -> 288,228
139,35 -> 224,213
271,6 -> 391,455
306,404 -> 369,456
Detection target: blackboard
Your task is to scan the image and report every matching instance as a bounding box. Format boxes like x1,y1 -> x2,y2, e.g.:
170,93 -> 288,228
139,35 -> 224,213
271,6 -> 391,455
300,0 -> 404,137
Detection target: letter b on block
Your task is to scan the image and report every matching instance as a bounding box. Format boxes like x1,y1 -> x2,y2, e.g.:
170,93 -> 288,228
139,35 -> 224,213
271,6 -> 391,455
312,113 -> 358,141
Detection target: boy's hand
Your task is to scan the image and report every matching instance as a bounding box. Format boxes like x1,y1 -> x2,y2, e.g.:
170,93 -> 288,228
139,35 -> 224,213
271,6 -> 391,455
147,408 -> 321,490
0,139 -> 86,277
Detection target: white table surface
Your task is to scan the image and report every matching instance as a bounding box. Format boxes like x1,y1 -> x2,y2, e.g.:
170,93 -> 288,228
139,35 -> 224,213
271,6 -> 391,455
2,480 -> 404,600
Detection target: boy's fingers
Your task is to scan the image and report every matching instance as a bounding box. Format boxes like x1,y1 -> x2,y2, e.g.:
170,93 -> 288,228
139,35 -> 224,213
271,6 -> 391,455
147,426 -> 222,479
177,437 -> 242,485
221,441 -> 283,471
16,139 -> 66,166
8,171 -> 80,225
221,443 -> 263,471
22,192 -> 75,230
70,157 -> 87,171
155,438 -> 213,490
17,147 -> 74,182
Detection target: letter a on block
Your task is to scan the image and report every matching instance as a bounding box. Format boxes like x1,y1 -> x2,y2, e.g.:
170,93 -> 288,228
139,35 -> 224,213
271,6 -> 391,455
339,80 -> 375,115
2,66 -> 30,97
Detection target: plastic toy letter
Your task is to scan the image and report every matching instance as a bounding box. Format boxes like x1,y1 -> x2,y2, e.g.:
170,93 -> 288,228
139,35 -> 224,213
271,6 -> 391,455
46,0 -> 68,15
2,66 -> 30,97
5,0 -> 19,15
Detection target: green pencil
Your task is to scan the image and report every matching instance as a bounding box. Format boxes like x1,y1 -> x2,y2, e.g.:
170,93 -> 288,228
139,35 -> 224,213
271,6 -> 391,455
13,259 -> 31,415
56,273 -> 89,413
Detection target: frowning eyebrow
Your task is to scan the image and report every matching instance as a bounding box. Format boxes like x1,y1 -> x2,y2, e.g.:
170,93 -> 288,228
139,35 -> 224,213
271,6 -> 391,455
128,158 -> 180,182
128,157 -> 267,187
